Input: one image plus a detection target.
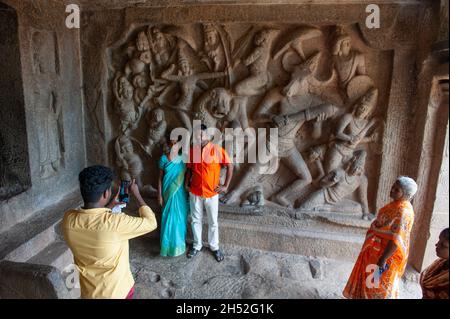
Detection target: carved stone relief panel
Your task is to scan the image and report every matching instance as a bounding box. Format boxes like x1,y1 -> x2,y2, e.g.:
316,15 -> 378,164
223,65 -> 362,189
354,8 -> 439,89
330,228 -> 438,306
107,23 -> 388,219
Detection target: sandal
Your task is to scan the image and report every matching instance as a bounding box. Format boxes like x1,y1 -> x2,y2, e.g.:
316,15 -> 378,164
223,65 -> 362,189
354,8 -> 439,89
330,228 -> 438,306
212,249 -> 224,262
187,248 -> 200,259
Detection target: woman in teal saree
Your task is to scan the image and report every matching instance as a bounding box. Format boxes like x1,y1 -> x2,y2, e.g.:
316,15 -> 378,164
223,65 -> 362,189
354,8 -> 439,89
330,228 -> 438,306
157,137 -> 189,257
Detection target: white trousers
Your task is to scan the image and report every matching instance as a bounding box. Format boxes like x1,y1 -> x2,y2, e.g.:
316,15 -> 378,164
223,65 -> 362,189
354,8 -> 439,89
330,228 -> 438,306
189,193 -> 219,251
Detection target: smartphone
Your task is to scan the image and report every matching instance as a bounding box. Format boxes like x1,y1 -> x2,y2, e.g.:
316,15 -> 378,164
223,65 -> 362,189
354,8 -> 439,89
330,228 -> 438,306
119,180 -> 130,203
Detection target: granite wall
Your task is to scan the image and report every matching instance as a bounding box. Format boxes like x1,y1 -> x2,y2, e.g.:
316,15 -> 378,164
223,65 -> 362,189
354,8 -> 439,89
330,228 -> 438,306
0,0 -> 85,232
0,0 -> 447,272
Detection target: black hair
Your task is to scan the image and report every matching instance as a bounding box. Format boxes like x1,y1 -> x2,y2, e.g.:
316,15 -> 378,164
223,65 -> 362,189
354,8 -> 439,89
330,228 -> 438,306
200,124 -> 207,131
441,228 -> 449,241
165,130 -> 182,143
78,165 -> 115,203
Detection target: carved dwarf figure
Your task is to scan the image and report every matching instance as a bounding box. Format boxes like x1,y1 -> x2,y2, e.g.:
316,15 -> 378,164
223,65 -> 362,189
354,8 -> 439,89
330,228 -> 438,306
144,108 -> 167,155
115,135 -> 144,185
332,28 -> 366,93
132,73 -> 150,105
323,87 -> 379,175
298,150 -> 370,219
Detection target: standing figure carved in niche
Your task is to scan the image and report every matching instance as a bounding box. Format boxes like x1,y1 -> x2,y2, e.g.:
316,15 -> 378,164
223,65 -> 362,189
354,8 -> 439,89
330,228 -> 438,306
298,150 -> 370,219
144,108 -> 167,156
234,29 -> 278,96
323,87 -> 379,175
35,88 -> 63,179
221,55 -> 338,208
115,135 -> 144,185
161,53 -> 228,132
331,28 -> 366,97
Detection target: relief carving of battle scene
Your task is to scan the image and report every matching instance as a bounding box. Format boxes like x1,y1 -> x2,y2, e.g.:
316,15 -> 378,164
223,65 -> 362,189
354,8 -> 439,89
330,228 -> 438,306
107,23 -> 387,220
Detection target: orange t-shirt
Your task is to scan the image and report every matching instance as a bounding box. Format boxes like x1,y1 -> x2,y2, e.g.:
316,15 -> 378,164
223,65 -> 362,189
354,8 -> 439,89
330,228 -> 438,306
187,142 -> 231,198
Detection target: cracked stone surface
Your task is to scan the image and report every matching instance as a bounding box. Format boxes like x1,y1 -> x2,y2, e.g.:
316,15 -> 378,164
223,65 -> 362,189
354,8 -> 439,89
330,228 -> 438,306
129,237 -> 422,299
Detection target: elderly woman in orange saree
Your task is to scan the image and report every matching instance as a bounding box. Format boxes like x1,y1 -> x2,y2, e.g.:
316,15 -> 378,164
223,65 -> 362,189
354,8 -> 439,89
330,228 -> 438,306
420,228 -> 449,299
343,176 -> 418,299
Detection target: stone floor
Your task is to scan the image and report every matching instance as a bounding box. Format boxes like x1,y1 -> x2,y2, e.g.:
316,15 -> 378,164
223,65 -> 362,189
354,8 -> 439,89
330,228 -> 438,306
128,237 -> 422,299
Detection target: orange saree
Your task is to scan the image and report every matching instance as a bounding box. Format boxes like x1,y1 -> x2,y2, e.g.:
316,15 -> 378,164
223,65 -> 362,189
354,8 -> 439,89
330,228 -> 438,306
420,258 -> 449,299
343,200 -> 414,299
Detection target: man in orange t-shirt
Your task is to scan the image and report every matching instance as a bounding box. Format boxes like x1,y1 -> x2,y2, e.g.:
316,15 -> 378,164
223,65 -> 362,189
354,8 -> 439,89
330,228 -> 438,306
185,124 -> 233,262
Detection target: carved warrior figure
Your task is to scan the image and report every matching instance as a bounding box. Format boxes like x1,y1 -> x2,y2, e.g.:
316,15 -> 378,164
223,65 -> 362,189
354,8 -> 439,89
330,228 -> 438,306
307,144 -> 327,181
115,135 -> 143,184
201,23 -> 227,73
113,73 -> 154,136
147,27 -> 177,76
298,150 -> 370,219
221,55 -> 338,208
35,87 -> 63,179
332,28 -> 366,92
125,31 -> 153,76
323,87 -> 379,175
144,108 -> 167,155
234,29 -> 278,96
161,53 -> 228,131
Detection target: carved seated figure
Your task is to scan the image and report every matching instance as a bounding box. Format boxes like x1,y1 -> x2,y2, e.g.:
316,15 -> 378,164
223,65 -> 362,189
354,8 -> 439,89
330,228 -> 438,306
200,23 -> 227,73
144,108 -> 167,155
332,28 -> 366,97
297,150 -> 370,219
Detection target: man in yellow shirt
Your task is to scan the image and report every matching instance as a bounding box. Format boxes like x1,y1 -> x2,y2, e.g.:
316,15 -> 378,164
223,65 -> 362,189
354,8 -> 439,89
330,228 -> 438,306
62,165 -> 157,299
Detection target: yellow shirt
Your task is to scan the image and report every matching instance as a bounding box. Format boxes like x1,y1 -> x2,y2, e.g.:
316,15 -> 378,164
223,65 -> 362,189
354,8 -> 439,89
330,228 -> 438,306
62,205 -> 157,299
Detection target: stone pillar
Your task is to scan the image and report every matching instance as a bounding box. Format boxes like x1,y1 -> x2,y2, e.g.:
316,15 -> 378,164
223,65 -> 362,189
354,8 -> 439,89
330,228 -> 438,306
423,114 -> 449,269
409,71 -> 449,271
375,49 -> 416,211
